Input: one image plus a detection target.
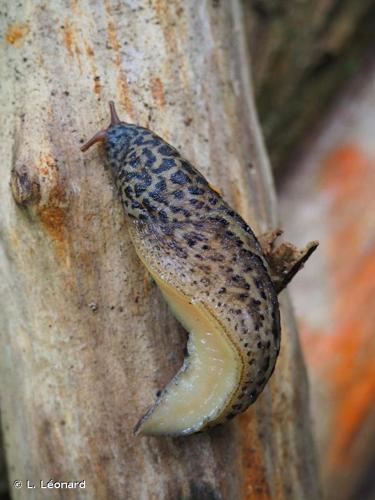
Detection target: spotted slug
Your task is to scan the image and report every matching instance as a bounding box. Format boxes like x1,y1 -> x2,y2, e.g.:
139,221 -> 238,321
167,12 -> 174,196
81,102 -> 317,436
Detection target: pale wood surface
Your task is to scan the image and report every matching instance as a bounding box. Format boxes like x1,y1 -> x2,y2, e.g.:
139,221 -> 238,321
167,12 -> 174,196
0,1 -> 319,498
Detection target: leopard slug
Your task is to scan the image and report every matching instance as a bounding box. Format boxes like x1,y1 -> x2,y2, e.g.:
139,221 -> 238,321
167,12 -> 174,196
81,101 -> 282,436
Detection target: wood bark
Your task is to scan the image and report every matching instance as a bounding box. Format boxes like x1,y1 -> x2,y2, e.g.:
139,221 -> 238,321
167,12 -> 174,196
0,1 -> 319,499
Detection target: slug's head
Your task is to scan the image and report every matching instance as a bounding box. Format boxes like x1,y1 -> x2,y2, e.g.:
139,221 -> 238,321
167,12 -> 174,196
80,101 -> 135,160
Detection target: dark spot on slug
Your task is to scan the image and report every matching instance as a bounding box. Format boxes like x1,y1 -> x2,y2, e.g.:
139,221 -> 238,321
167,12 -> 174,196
143,198 -> 157,212
150,191 -> 168,204
198,264 -> 211,273
188,186 -> 204,195
154,178 -> 167,192
153,158 -> 176,173
184,236 -> 197,247
238,293 -> 249,301
189,199 -> 204,209
231,275 -> 247,287
170,170 -> 190,185
254,279 -> 262,290
129,157 -> 141,168
131,201 -> 142,210
173,190 -> 184,199
124,185 -> 133,197
142,148 -> 157,168
180,160 -> 197,176
208,215 -> 229,226
209,253 -> 224,262
158,144 -> 175,156
134,182 -> 151,196
158,209 -> 168,221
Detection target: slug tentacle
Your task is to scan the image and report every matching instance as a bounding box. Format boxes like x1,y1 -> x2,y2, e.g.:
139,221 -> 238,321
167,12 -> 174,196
80,130 -> 107,152
80,101 -> 122,152
109,100 -> 121,126
81,101 -> 317,436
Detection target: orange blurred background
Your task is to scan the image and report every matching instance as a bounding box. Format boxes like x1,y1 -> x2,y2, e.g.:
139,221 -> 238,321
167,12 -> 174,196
278,57 -> 375,500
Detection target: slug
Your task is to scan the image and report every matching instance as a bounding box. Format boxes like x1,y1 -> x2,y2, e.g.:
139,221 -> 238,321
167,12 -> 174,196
81,102 -> 316,436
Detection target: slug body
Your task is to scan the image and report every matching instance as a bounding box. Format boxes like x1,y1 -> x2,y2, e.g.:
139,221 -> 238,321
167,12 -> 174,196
81,102 -> 280,436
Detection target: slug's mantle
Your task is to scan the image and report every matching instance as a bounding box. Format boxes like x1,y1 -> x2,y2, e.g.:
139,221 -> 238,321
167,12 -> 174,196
80,101 -> 318,436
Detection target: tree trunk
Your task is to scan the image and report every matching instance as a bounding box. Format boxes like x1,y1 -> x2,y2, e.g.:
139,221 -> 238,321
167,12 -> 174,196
0,1 -> 319,499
